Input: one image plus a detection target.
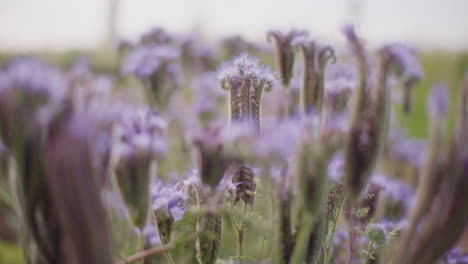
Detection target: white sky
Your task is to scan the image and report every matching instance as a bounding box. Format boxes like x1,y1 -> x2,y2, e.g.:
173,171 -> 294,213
0,0 -> 467,51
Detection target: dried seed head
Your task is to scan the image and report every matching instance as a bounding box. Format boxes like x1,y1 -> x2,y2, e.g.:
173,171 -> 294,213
267,30 -> 307,86
232,163 -> 256,206
345,182 -> 382,228
326,183 -> 345,220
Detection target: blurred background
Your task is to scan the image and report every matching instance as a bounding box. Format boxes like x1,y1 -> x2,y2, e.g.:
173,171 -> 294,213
0,0 -> 467,262
0,0 -> 467,51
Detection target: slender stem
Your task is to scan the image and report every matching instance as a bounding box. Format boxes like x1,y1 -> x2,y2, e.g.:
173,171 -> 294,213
324,195 -> 346,264
163,251 -> 175,264
283,84 -> 290,118
236,202 -> 248,264
362,240 -> 375,264
115,244 -> 174,264
289,212 -> 314,264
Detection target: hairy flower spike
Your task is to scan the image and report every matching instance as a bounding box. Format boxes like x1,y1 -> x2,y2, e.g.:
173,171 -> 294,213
217,52 -> 275,131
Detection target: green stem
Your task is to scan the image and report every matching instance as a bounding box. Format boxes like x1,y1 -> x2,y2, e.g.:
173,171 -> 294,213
236,202 -> 248,264
324,195 -> 346,264
290,212 -> 314,264
362,240 -> 375,264
163,251 -> 175,264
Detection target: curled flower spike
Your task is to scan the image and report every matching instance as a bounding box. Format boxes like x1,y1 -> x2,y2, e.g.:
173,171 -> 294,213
380,43 -> 423,113
267,29 -> 307,117
293,36 -> 336,114
267,30 -> 307,87
342,25 -> 374,202
151,179 -> 188,244
114,107 -> 168,230
217,52 -> 275,131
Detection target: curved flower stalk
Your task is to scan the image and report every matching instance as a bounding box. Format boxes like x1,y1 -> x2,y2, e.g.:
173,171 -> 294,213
267,30 -> 307,117
397,78 -> 468,264
342,26 -> 424,203
114,107 -> 168,230
293,36 -> 336,114
342,26 -> 423,264
398,85 -> 448,253
384,43 -> 423,113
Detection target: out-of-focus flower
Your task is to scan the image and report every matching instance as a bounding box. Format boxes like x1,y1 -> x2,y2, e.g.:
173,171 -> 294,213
179,34 -> 216,73
267,30 -> 307,87
444,248 -> 468,264
139,27 -> 173,46
121,41 -> 182,109
221,35 -> 267,58
292,35 -> 336,114
143,224 -> 161,247
193,122 -> 229,188
121,45 -> 180,79
114,106 -> 168,230
44,112 -> 113,264
0,57 -> 67,146
380,43 -> 423,113
151,179 -> 188,244
324,63 -> 356,113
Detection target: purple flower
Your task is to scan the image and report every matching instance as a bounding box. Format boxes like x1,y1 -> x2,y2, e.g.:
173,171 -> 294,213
380,43 -> 423,83
370,174 -> 414,205
139,27 -> 173,46
217,52 -> 276,91
0,57 -> 67,147
151,180 -> 188,222
444,248 -> 468,264
121,45 -> 180,78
